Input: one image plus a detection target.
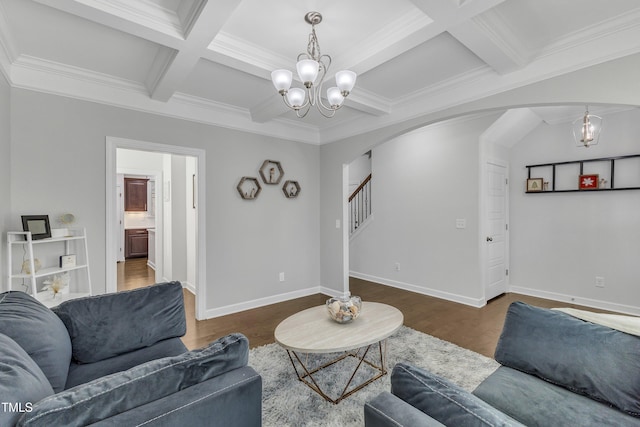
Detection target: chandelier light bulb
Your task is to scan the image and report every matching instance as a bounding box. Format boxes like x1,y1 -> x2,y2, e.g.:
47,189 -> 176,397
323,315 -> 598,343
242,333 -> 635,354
335,70 -> 357,95
572,106 -> 602,148
271,69 -> 292,93
296,59 -> 319,87
286,88 -> 306,108
581,115 -> 594,143
327,87 -> 344,108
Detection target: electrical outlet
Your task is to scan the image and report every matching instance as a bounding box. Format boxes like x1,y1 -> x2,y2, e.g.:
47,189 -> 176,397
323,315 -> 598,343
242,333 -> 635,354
595,276 -> 605,288
279,272 -> 285,282
394,262 -> 400,271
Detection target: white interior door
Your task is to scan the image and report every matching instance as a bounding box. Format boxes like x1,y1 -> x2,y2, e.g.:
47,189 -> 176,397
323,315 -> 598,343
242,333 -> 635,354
484,162 -> 508,300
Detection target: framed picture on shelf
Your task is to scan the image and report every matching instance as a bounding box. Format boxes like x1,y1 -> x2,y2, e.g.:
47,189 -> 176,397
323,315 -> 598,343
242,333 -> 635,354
526,178 -> 544,192
579,174 -> 599,190
21,215 -> 52,240
59,254 -> 76,268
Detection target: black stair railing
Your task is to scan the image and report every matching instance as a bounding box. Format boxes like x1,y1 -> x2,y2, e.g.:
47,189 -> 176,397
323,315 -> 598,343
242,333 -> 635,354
348,174 -> 372,235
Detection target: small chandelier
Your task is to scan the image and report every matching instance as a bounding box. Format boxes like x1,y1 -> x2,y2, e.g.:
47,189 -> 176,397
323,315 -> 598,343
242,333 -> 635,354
271,12 -> 356,119
572,106 -> 603,147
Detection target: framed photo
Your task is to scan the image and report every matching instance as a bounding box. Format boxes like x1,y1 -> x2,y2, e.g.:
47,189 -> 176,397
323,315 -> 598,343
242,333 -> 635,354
21,215 -> 52,240
60,254 -> 76,268
579,174 -> 599,190
526,178 -> 544,192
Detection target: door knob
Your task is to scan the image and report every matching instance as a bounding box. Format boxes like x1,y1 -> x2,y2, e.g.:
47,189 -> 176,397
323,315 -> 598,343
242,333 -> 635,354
486,236 -> 493,242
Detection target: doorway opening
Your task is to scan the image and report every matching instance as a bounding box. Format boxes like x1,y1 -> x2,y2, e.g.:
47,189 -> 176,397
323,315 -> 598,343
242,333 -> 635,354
106,137 -> 207,320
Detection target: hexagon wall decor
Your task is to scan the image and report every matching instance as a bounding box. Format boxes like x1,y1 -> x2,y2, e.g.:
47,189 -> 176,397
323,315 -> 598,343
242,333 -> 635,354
282,180 -> 301,198
237,176 -> 262,200
259,160 -> 284,185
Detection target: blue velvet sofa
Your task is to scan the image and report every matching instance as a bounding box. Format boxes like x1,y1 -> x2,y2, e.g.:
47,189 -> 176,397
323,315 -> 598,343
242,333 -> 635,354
365,301 -> 640,426
0,282 -> 262,426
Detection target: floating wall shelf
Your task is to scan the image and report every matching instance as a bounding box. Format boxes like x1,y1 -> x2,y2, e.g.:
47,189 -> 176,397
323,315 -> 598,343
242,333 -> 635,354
525,154 -> 640,193
259,160 -> 284,185
237,176 -> 262,200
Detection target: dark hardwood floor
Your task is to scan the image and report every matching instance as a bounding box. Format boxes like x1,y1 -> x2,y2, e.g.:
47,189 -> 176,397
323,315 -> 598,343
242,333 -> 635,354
116,257 -> 156,292
118,259 -> 605,357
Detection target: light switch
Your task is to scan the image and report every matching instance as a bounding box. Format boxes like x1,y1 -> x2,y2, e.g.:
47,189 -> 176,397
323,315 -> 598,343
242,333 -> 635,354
336,219 -> 341,229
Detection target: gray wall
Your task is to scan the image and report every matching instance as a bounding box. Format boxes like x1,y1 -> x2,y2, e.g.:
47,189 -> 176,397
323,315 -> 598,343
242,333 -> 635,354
509,108 -> 640,314
320,53 -> 640,304
8,89 -> 321,312
349,115 -> 495,304
0,74 -> 10,289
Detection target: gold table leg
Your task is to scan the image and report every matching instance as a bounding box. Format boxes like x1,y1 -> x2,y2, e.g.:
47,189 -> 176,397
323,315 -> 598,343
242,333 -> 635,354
285,339 -> 388,404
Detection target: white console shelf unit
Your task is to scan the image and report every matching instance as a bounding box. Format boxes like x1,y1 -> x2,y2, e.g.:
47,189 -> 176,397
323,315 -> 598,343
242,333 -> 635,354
6,228 -> 92,308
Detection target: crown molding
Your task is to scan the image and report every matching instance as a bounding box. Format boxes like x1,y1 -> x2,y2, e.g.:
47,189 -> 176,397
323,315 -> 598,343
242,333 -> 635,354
537,7 -> 640,59
0,1 -> 16,83
207,31 -> 283,79
465,11 -> 530,70
41,0 -> 183,36
9,54 -> 322,144
34,0 -> 185,48
336,10 -> 434,73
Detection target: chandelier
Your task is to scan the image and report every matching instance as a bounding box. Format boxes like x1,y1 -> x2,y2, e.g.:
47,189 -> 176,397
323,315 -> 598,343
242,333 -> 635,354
572,106 -> 603,147
271,12 -> 357,119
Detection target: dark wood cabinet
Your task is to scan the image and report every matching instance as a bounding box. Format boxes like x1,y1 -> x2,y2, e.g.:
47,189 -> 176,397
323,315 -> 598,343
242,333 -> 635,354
125,229 -> 148,258
124,178 -> 148,211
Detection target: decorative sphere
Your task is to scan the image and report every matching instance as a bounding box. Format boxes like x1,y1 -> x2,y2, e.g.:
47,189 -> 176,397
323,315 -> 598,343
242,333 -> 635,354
326,295 -> 362,324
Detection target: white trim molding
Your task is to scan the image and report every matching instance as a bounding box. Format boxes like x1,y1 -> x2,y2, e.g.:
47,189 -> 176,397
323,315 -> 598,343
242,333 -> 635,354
509,285 -> 640,316
105,136 -> 207,319
204,285 -> 331,319
350,271 -> 486,308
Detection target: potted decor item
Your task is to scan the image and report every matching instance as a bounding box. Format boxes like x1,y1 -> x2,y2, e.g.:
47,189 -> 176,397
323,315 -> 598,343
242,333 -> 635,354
326,295 -> 362,324
42,272 -> 70,299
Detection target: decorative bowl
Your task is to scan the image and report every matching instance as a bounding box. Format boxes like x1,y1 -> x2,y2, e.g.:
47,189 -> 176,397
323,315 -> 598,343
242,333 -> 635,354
326,295 -> 362,324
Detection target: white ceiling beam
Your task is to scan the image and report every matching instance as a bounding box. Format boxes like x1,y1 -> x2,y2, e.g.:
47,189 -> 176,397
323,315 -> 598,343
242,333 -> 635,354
148,1 -> 241,101
448,12 -> 528,74
409,0 -> 507,24
408,0 -> 526,74
448,23 -> 524,74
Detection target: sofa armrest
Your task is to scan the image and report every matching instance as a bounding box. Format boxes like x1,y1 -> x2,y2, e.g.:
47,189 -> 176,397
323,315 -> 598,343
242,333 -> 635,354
88,366 -> 262,427
53,282 -> 186,363
365,392 -> 445,427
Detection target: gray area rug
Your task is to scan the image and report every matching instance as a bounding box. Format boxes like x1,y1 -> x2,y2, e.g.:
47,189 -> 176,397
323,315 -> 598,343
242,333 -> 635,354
249,325 -> 499,426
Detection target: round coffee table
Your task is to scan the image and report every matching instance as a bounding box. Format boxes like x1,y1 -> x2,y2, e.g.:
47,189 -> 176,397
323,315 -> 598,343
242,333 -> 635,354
275,301 -> 403,403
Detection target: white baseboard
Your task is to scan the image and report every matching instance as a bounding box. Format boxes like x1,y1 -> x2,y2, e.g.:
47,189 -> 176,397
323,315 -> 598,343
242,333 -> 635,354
350,271 -> 486,308
203,286 -> 331,319
181,281 -> 196,295
509,285 -> 640,316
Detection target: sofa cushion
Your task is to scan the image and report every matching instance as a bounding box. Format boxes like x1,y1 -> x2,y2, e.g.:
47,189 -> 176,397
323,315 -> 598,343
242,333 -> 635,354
53,281 -> 186,364
65,337 -> 187,389
17,333 -> 249,427
365,391 -> 446,427
0,291 -> 71,392
86,366 -> 262,427
473,366 -> 640,427
0,333 -> 54,426
391,363 -> 525,427
495,301 -> 640,417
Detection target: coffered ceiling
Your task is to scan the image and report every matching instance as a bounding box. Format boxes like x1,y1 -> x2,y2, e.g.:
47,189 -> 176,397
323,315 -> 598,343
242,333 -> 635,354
1,0 -> 639,144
